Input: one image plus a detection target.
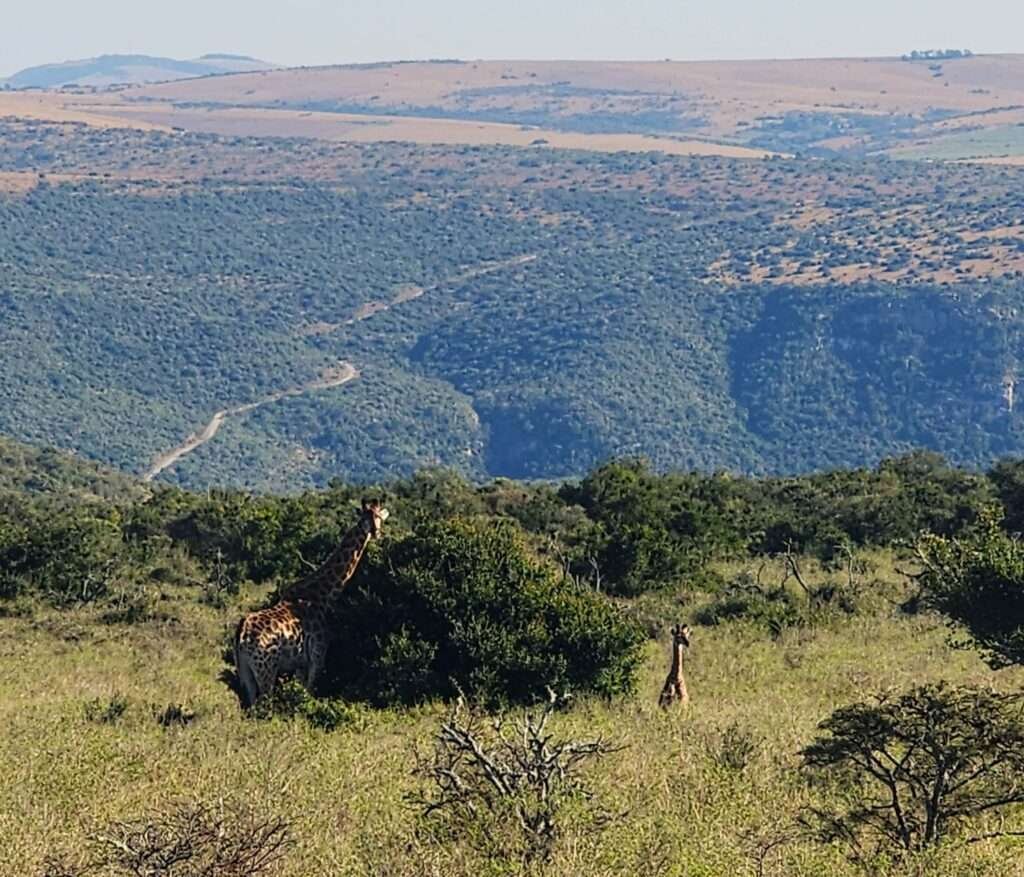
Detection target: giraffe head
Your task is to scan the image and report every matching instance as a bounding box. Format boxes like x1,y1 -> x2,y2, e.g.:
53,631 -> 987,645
670,623 -> 692,649
359,497 -> 390,539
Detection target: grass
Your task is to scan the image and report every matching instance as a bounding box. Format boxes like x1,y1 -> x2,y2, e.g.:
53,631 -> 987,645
4,560 -> 1024,876
887,124 -> 1024,161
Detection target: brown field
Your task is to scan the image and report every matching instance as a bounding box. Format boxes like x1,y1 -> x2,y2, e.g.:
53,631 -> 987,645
130,56 -> 1024,132
6,55 -> 1024,159
0,92 -> 169,131
89,102 -> 775,158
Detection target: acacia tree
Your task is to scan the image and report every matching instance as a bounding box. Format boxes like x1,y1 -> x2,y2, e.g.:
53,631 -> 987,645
801,683 -> 1024,864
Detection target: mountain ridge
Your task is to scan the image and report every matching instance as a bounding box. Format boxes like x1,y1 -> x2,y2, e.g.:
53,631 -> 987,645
2,53 -> 275,89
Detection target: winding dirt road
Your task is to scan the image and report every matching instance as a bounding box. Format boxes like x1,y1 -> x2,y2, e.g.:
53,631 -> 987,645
143,253 -> 537,481
143,363 -> 358,481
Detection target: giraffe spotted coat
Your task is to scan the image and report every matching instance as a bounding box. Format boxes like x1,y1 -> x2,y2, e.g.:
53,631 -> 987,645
234,499 -> 389,707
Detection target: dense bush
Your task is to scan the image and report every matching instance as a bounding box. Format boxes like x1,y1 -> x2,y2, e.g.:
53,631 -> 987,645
916,508 -> 1024,667
561,459 -> 747,595
0,500 -> 125,605
323,517 -> 646,707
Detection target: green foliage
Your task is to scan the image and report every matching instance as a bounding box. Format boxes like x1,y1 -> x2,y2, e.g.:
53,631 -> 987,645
326,517 -> 646,707
252,679 -> 370,732
0,500 -> 125,605
916,508 -> 1024,667
563,459 -> 745,595
802,684 -> 1024,860
695,578 -> 806,635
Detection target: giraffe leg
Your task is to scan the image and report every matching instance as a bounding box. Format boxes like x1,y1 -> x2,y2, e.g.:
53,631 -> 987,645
249,656 -> 279,705
236,648 -> 260,709
304,643 -> 326,695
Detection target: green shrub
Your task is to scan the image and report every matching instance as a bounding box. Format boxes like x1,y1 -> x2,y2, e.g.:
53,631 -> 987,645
0,503 -> 124,605
916,508 -> 1024,667
84,693 -> 129,724
695,583 -> 804,635
325,517 -> 646,707
253,679 -> 369,732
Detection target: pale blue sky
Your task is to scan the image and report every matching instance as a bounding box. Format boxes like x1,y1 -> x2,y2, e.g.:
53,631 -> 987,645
3,0 -> 1022,77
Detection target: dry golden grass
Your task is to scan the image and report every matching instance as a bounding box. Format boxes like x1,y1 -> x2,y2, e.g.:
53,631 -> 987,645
128,55 -> 1024,141
86,102 -> 774,158
5,554 -> 1024,876
0,92 -> 169,131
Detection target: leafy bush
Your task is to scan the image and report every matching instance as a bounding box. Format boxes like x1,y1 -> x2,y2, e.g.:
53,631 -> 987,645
694,558 -> 860,636
915,508 -> 1024,666
83,693 -> 129,725
562,459 -> 744,596
801,684 -> 1024,863
0,503 -> 124,605
325,517 -> 646,707
252,679 -> 370,732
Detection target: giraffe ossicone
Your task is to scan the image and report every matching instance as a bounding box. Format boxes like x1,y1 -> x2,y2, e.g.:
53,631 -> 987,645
234,498 -> 389,708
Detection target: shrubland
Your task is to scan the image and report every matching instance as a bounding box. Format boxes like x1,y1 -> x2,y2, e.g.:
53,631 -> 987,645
5,442 -> 1024,873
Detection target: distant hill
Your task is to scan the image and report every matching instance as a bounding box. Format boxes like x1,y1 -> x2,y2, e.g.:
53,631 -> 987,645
1,53 -> 275,89
124,54 -> 1024,160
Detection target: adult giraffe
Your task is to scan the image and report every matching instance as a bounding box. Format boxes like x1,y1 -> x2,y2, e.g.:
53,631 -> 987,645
234,498 -> 389,707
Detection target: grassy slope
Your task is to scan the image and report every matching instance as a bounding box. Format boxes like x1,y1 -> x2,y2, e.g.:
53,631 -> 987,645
4,559 -> 1024,876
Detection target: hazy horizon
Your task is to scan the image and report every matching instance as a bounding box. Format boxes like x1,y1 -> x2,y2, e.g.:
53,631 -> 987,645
3,0 -> 1022,79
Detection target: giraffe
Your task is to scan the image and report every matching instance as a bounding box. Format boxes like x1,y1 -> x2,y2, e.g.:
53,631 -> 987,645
658,623 -> 691,708
234,498 -> 389,707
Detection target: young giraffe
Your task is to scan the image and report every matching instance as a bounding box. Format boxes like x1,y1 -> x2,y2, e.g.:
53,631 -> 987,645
658,623 -> 692,708
234,498 -> 389,707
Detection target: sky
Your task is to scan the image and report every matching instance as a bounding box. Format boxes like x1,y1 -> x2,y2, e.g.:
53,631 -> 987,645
2,0 -> 1022,78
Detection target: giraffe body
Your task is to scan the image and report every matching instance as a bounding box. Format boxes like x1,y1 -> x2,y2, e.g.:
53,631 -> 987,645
658,623 -> 691,708
234,499 -> 388,707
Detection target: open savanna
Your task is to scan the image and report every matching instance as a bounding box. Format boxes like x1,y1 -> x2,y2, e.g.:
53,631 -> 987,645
3,553 -> 1024,877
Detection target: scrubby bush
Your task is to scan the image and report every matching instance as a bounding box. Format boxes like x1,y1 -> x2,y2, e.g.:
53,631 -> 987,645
83,693 -> 129,725
324,517 -> 646,707
412,693 -> 619,864
44,800 -> 292,876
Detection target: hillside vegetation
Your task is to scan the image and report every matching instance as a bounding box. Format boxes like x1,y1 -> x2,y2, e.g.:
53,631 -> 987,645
2,122 -> 1024,487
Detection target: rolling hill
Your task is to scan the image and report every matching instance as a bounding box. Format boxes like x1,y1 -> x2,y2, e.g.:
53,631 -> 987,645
1,53 -> 274,89
119,54 -> 1024,160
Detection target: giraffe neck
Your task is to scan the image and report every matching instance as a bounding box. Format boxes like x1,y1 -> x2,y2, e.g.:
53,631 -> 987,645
670,642 -> 686,681
292,521 -> 372,603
